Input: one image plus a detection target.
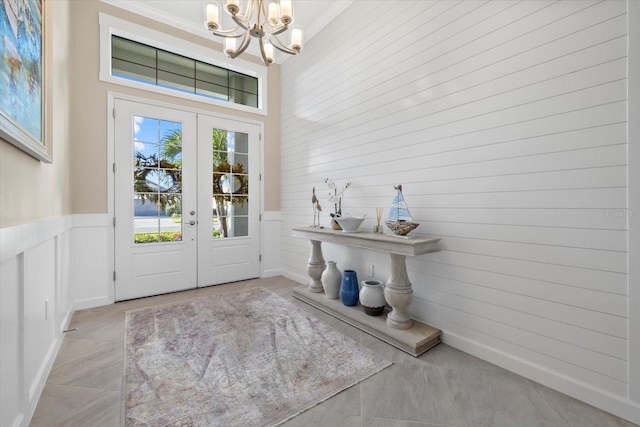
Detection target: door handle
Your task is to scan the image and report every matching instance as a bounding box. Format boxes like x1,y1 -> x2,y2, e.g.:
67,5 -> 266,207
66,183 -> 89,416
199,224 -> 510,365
184,220 -> 196,226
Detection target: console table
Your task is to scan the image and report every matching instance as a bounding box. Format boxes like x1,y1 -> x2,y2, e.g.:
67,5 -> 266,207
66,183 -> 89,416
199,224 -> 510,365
292,226 -> 442,356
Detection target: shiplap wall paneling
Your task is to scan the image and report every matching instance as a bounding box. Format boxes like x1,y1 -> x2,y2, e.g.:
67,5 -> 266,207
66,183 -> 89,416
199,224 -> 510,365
627,0 -> 640,404
280,0 -> 636,421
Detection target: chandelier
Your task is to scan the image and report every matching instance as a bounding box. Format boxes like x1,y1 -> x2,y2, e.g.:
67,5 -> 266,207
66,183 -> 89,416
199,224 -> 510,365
205,0 -> 303,66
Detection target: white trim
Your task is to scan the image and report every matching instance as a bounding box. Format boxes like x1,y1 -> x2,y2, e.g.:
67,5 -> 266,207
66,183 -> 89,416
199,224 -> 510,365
260,211 -> 280,278
22,333 -> 66,427
262,268 -> 285,278
404,294 -> 640,425
100,0 -> 212,42
10,414 -> 24,427
0,215 -> 75,427
98,13 -> 268,116
627,0 -> 640,404
107,94 -> 116,303
73,296 -> 113,311
70,214 -> 114,306
0,216 -> 70,263
282,269 -> 307,286
106,92 -> 265,291
262,211 -> 282,222
440,330 -> 640,425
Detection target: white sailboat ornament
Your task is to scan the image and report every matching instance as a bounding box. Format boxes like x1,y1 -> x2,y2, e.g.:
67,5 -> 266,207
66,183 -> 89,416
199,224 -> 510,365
385,184 -> 419,236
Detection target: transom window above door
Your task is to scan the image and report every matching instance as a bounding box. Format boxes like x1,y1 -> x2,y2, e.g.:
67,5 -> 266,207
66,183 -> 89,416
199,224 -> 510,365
112,36 -> 259,108
99,13 -> 268,115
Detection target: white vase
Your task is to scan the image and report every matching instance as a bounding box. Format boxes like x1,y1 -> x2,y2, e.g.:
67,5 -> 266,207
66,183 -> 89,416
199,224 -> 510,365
359,280 -> 386,316
321,261 -> 342,299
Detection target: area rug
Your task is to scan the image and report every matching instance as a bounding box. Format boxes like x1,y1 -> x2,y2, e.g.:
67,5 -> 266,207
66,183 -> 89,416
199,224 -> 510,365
122,287 -> 391,426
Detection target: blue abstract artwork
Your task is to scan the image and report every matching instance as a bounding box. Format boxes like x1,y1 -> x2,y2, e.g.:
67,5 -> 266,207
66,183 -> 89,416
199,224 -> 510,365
1,0 -> 42,141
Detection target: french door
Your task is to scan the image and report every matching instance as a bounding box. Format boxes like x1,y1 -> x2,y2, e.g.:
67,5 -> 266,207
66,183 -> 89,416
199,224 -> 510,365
197,115 -> 261,286
114,99 -> 260,301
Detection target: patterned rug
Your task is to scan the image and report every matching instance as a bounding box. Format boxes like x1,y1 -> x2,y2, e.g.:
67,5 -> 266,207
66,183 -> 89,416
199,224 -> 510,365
122,287 -> 391,426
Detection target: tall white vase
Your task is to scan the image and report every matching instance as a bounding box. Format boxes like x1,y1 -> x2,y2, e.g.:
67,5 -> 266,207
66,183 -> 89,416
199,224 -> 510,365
321,261 -> 342,299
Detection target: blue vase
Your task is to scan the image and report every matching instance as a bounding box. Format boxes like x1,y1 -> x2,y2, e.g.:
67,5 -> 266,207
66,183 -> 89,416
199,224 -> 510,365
340,270 -> 359,306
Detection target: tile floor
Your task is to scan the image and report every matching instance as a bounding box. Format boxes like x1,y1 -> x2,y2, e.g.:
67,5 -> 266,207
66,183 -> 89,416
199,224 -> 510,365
30,276 -> 637,427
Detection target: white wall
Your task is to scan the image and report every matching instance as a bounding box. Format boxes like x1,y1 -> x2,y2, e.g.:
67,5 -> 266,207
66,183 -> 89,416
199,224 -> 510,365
70,215 -> 113,309
627,0 -> 640,405
0,218 -> 74,427
280,0 -> 639,423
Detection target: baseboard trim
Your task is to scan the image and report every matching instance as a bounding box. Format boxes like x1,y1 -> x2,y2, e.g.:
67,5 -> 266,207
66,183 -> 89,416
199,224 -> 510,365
441,330 -> 640,425
74,296 -> 112,311
281,269 -> 307,286
262,268 -> 284,278
11,414 -> 24,427
22,300 -> 74,427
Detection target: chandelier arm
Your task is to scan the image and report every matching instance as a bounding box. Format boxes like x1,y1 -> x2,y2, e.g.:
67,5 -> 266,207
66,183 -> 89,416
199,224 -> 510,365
244,0 -> 255,21
267,24 -> 289,36
256,0 -> 265,24
229,32 -> 252,58
211,28 -> 245,37
269,35 -> 298,55
258,38 -> 271,66
230,14 -> 251,31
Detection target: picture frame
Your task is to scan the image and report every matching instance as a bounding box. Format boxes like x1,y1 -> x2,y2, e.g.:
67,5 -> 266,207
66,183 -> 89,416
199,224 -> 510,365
0,0 -> 51,162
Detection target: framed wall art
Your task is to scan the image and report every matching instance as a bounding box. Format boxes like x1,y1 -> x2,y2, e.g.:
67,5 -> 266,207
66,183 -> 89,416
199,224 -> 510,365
0,0 -> 51,162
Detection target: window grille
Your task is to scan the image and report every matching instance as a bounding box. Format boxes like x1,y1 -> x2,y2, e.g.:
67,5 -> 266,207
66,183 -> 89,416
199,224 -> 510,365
111,35 -> 258,108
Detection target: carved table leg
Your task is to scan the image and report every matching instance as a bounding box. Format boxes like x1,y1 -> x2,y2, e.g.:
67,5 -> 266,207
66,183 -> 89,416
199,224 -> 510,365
306,239 -> 326,293
384,253 -> 413,329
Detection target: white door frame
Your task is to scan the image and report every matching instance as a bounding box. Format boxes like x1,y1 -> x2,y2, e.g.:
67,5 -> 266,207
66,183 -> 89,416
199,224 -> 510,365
107,92 -> 265,300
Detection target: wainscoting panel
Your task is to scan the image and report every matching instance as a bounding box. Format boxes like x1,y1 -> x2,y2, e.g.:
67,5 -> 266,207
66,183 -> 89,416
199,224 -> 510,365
262,211 -> 283,277
280,0 -> 638,423
70,214 -> 113,310
0,214 -> 111,427
1,255 -> 25,427
0,217 -> 74,427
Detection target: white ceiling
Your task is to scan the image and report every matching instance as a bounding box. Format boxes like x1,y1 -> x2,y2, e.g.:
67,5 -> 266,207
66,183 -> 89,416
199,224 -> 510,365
102,0 -> 352,64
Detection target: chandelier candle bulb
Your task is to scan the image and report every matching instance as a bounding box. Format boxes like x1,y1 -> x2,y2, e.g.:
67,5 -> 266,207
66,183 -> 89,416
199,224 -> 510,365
268,2 -> 278,24
291,26 -> 303,51
263,40 -> 275,64
205,3 -> 219,30
225,0 -> 240,14
280,0 -> 292,24
225,37 -> 236,55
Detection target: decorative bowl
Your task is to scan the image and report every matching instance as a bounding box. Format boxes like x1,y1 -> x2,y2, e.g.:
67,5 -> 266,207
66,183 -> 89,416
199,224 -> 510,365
333,217 -> 365,233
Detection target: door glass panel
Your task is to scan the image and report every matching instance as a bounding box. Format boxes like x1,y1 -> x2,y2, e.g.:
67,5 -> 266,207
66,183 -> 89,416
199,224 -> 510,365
133,116 -> 183,243
234,153 -> 249,171
210,129 -> 250,239
234,134 -> 248,153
